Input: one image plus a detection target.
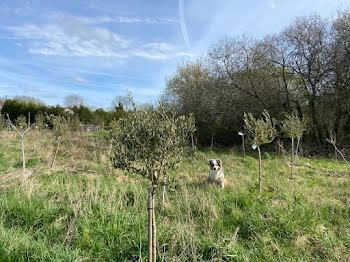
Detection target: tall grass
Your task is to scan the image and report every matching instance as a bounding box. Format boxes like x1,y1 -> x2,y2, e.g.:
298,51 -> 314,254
0,130 -> 349,261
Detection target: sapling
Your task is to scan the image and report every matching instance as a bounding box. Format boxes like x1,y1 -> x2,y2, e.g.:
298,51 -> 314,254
282,113 -> 305,179
326,132 -> 350,167
46,115 -> 69,168
7,113 -> 32,177
34,112 -> 45,130
110,100 -> 193,262
244,110 -> 277,193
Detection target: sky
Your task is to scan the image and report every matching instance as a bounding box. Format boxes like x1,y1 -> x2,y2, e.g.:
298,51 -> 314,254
0,0 -> 348,108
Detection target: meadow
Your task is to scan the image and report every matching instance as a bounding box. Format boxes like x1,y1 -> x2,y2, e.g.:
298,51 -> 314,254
0,130 -> 349,261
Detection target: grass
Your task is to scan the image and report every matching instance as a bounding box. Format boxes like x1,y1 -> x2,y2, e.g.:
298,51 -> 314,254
0,130 -> 349,261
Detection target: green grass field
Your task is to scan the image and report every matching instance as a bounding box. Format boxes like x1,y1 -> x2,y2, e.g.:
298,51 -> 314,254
0,130 -> 349,261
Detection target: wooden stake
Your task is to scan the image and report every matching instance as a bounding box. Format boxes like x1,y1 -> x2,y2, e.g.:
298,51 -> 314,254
147,188 -> 153,262
291,137 -> 294,179
257,146 -> 262,194
152,187 -> 156,262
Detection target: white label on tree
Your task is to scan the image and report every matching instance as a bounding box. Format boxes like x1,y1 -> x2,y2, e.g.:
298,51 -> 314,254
252,144 -> 257,150
238,132 -> 243,136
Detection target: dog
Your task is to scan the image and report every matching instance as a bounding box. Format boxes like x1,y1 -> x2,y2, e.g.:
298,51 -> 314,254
208,159 -> 225,188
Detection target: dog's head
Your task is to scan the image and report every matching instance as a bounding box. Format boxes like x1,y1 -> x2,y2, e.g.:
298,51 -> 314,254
209,159 -> 222,171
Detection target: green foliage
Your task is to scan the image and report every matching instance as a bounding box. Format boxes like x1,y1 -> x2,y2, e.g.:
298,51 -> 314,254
68,116 -> 81,132
110,103 -> 195,185
15,115 -> 27,129
243,110 -> 277,147
282,113 -> 305,139
46,115 -> 70,137
34,112 -> 46,130
0,113 -> 6,130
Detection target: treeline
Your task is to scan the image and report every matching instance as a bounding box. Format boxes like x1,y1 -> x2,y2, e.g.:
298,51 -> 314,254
1,99 -> 127,128
163,11 -> 350,148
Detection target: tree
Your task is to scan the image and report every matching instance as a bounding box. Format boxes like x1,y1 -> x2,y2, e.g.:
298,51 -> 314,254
110,101 -> 194,262
7,113 -> 32,176
282,15 -> 330,146
112,95 -> 132,111
46,115 -> 70,168
282,113 -> 305,179
64,95 -> 84,108
244,110 -> 277,193
35,112 -> 46,130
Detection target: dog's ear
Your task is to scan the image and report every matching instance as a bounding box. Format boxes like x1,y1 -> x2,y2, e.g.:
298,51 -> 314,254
216,159 -> 222,167
208,160 -> 212,165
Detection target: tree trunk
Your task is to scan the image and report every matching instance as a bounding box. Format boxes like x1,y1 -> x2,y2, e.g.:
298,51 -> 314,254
257,146 -> 262,194
51,136 -> 61,168
291,137 -> 294,179
148,188 -> 153,262
210,134 -> 214,151
21,135 -> 25,173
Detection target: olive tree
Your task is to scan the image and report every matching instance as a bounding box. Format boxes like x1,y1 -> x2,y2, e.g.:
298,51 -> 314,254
244,110 -> 277,193
46,115 -> 70,168
35,112 -> 46,130
282,113 -> 305,179
110,102 -> 194,262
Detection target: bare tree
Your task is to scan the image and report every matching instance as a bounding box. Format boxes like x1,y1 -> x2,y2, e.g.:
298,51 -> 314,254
282,15 -> 330,146
7,113 -> 32,176
64,94 -> 84,108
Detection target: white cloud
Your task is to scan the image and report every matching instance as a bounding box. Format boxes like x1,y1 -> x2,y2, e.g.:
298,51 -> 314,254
73,77 -> 89,83
2,17 -> 129,57
132,42 -> 195,60
2,15 -> 193,60
72,15 -> 179,25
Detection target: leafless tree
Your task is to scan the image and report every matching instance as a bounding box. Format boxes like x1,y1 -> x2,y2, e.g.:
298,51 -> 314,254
7,113 -> 32,176
64,94 -> 84,108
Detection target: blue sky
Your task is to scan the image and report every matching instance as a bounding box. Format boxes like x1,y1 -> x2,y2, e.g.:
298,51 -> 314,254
0,0 -> 348,108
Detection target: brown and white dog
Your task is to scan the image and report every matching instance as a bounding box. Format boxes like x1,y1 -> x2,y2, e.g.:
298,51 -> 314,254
208,159 -> 225,188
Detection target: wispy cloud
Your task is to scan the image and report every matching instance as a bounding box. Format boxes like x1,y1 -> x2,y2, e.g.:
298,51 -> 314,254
73,77 -> 89,83
132,42 -> 195,60
2,16 -> 129,57
179,0 -> 191,48
69,15 -> 179,25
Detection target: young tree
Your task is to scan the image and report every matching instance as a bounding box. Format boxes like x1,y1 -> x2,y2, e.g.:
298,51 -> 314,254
35,112 -> 46,130
282,113 -> 305,179
244,110 -> 277,193
46,115 -> 70,168
110,101 -> 194,262
7,113 -> 32,176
